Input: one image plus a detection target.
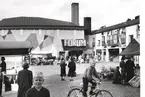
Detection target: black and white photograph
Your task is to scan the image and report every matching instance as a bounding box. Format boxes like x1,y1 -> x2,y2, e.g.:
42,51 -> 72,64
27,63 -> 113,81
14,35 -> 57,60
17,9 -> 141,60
0,0 -> 141,97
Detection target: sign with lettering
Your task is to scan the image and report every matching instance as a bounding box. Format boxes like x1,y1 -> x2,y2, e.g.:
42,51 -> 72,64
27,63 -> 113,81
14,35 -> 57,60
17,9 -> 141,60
62,39 -> 87,50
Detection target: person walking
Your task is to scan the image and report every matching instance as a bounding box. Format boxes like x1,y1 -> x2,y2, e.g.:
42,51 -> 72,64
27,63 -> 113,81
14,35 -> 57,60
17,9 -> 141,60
125,57 -> 135,82
0,57 -> 6,74
119,56 -> 126,84
17,63 -> 33,97
68,57 -> 76,81
60,58 -> 67,81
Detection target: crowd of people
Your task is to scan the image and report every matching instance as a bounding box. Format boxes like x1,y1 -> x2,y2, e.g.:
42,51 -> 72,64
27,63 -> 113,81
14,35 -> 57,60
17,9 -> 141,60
112,56 -> 140,85
0,57 -> 50,97
0,55 -> 140,97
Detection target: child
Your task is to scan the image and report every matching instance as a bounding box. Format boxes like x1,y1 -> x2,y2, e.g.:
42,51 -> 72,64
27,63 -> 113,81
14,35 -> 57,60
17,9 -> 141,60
25,71 -> 50,97
82,59 -> 101,97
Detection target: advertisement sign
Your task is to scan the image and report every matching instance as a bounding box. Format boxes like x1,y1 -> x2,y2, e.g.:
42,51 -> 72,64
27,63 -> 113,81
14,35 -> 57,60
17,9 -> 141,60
61,39 -> 87,50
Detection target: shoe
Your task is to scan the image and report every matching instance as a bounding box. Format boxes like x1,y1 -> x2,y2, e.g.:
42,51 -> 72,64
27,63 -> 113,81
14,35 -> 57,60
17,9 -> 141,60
89,91 -> 93,95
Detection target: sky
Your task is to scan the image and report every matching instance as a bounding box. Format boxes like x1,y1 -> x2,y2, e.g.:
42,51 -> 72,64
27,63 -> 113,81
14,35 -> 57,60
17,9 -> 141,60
0,0 -> 140,30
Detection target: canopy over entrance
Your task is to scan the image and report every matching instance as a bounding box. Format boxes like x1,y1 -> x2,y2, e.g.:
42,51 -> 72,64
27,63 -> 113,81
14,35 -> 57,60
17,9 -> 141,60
119,39 -> 140,56
0,41 -> 33,55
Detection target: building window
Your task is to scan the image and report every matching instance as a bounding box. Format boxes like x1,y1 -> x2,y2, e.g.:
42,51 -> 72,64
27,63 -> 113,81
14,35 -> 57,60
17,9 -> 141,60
121,28 -> 126,44
107,35 -> 111,46
102,36 -> 105,46
98,40 -> 100,46
92,38 -> 95,47
113,34 -> 118,44
111,30 -> 119,46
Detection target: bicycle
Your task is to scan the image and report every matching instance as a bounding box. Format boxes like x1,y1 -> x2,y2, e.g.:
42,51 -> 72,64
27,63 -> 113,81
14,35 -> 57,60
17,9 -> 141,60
67,80 -> 113,97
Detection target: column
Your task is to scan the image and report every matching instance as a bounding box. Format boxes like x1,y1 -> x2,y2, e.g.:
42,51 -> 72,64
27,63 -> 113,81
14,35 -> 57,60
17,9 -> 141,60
119,48 -> 122,61
101,49 -> 104,61
105,48 -> 109,62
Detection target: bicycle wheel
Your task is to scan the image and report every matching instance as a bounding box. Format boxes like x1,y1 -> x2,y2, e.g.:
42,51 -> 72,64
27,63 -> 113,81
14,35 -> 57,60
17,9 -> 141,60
67,88 -> 83,97
95,90 -> 113,97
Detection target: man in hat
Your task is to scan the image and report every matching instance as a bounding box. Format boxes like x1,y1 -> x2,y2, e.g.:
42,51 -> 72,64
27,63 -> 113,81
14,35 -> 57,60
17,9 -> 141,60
17,63 -> 33,97
25,71 -> 50,97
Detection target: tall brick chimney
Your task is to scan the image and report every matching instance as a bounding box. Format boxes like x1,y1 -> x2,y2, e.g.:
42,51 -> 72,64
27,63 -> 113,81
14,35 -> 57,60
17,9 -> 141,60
84,17 -> 91,35
71,3 -> 79,25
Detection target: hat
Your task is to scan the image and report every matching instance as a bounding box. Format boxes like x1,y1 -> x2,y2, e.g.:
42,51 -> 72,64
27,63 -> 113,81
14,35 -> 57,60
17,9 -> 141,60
22,63 -> 29,68
34,71 -> 43,78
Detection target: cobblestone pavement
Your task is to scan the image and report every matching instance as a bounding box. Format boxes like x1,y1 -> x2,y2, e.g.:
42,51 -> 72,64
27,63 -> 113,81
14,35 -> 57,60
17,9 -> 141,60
2,62 -> 140,97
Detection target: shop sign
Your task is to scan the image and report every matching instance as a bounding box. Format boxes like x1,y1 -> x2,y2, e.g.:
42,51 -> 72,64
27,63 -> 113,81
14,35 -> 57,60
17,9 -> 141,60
61,39 -> 86,50
63,39 -> 86,46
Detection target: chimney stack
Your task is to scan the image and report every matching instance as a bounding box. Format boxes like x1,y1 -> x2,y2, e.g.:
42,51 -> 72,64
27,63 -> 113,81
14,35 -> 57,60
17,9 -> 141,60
84,17 -> 91,35
71,3 -> 79,25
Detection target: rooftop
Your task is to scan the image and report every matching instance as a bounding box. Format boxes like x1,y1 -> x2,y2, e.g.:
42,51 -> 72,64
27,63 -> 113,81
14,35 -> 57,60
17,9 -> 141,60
0,17 -> 85,30
92,15 -> 140,34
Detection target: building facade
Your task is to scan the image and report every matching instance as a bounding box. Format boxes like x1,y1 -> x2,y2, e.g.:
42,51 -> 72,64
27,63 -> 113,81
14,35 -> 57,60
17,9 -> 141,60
90,16 -> 140,62
0,3 -> 90,63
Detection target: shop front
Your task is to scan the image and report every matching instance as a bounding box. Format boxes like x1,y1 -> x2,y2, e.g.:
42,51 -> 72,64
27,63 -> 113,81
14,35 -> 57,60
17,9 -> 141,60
61,39 -> 87,60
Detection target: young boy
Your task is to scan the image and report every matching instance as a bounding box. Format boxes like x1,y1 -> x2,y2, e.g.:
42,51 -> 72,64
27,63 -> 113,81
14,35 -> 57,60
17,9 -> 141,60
25,71 -> 50,97
82,59 -> 101,97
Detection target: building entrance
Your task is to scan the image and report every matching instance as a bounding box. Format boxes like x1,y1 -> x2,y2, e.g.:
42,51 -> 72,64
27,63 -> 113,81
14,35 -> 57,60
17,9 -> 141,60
109,48 -> 119,61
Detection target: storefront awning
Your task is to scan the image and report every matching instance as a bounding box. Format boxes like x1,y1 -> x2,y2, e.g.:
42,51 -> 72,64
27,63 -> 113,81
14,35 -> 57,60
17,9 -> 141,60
0,41 -> 33,55
119,39 -> 140,56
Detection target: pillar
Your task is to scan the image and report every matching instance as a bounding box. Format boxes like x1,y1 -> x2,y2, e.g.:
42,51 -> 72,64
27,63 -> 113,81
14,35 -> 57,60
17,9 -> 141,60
101,49 -> 104,61
119,48 -> 122,61
105,48 -> 109,62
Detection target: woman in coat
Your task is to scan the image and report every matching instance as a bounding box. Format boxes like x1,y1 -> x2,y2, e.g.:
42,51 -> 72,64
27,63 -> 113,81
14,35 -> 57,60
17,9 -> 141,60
17,63 -> 33,97
68,57 -> 76,81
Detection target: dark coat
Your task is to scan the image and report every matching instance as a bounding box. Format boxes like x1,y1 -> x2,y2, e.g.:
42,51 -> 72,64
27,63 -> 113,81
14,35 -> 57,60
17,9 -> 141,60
17,69 -> 33,97
68,61 -> 76,77
0,61 -> 6,73
113,69 -> 121,84
26,87 -> 50,97
125,60 -> 135,81
60,61 -> 67,77
120,60 -> 126,77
